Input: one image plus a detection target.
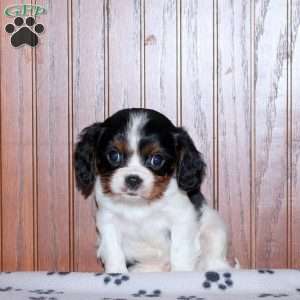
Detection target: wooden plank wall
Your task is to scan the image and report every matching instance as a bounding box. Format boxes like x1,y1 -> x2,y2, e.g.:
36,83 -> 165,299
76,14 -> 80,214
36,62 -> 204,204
0,0 -> 299,271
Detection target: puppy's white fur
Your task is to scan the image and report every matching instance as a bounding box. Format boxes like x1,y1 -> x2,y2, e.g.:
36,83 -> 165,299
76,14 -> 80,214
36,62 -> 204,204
95,177 -> 229,272
95,113 -> 230,272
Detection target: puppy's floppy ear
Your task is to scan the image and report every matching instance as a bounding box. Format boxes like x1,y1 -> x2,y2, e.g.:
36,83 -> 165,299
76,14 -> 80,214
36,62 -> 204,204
74,122 -> 104,198
175,128 -> 206,193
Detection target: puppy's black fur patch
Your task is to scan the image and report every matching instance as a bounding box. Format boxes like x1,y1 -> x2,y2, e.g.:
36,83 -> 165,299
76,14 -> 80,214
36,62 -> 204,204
74,122 -> 104,197
175,128 -> 206,192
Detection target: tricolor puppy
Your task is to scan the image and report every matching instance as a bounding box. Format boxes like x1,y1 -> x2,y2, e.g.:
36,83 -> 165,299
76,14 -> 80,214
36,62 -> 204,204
74,108 -> 230,272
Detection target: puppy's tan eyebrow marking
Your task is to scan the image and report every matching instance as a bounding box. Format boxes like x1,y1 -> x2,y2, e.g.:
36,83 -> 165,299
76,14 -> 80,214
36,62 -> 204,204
140,142 -> 162,156
112,138 -> 129,154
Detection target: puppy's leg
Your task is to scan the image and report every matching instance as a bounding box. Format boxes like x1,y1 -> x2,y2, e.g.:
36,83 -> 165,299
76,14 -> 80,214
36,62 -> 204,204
96,212 -> 128,273
196,206 -> 231,271
170,218 -> 199,271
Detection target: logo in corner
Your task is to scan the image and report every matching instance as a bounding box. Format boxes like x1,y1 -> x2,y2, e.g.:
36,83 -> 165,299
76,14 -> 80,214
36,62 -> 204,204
4,4 -> 47,48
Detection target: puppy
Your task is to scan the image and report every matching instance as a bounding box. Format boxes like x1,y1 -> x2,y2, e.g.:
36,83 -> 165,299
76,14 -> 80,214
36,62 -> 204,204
74,108 -> 230,272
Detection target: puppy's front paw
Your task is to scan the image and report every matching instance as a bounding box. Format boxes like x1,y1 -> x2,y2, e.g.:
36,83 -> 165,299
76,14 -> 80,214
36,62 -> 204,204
105,264 -> 128,274
171,262 -> 194,272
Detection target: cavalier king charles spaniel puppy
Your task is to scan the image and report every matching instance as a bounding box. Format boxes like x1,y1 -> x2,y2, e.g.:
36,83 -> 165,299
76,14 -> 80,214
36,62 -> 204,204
74,108 -> 230,273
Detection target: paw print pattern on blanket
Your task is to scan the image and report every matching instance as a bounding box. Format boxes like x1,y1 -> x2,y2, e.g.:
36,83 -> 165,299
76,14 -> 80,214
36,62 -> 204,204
258,293 -> 289,298
102,298 -> 128,300
132,289 -> 161,297
0,284 -> 64,299
103,273 -> 130,285
0,287 -> 12,292
29,289 -> 64,295
0,286 -> 23,292
46,272 -> 71,276
202,271 -> 233,290
258,269 -> 275,274
29,297 -> 58,300
177,296 -> 205,300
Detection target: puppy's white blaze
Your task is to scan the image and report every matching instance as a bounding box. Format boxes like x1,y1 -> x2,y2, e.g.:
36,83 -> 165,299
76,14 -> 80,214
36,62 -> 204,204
110,112 -> 155,198
127,112 -> 147,153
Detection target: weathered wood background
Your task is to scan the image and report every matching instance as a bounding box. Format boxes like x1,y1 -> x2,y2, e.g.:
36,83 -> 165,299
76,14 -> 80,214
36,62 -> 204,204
0,0 -> 299,271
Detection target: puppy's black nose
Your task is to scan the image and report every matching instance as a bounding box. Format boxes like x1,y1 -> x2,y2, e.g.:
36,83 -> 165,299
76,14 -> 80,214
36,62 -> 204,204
125,175 -> 143,190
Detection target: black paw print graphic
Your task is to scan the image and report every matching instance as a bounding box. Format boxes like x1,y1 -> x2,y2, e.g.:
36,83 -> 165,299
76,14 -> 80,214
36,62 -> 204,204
132,289 -> 161,297
0,287 -> 12,292
5,17 -> 44,47
258,293 -> 289,298
202,271 -> 233,290
46,272 -> 70,276
258,269 -> 275,274
177,296 -> 204,300
29,297 -> 58,300
29,289 -> 63,295
103,273 -> 130,285
102,298 -> 127,300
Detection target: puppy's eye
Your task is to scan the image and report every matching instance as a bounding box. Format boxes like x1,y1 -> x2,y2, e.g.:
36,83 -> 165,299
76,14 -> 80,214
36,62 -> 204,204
107,150 -> 122,165
148,154 -> 165,170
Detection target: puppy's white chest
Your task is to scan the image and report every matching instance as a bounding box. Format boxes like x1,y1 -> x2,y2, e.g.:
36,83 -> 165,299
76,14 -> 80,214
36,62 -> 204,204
117,211 -> 171,261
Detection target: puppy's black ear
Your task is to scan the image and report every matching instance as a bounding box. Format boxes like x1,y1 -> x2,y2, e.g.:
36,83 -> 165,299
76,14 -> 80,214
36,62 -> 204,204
175,128 -> 206,193
74,122 -> 104,198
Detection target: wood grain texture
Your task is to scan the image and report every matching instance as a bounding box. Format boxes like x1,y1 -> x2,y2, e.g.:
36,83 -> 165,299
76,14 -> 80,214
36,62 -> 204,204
35,0 -> 70,271
254,0 -> 288,268
144,0 -> 177,123
72,0 -> 105,272
291,0 -> 300,269
217,0 -> 251,268
0,0 -> 34,271
181,0 -> 214,205
108,0 -> 141,113
1,0 -> 300,271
